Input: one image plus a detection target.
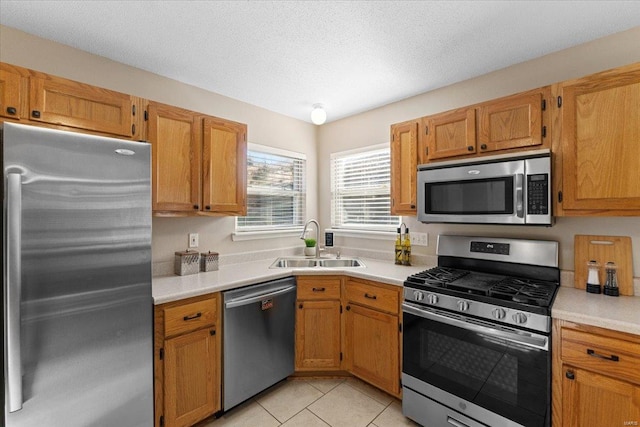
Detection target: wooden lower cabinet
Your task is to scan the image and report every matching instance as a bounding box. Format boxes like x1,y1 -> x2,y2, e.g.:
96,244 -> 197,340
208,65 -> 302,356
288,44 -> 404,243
560,366 -> 640,427
552,319 -> 640,427
155,294 -> 221,427
295,276 -> 342,371
296,300 -> 342,370
343,303 -> 400,395
164,328 -> 219,427
343,277 -> 401,396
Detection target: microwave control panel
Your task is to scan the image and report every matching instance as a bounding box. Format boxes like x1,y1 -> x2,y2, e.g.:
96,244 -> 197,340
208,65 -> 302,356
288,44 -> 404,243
527,174 -> 549,215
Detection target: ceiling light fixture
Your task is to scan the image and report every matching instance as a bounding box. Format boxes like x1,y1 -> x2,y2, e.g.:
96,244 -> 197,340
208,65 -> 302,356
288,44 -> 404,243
310,104 -> 327,125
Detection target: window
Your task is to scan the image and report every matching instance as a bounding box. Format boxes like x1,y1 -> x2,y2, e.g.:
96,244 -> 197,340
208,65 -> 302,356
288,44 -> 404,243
236,144 -> 306,232
331,145 -> 400,230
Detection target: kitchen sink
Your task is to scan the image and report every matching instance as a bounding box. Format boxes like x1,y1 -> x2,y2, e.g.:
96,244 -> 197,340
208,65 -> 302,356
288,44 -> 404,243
269,257 -> 364,269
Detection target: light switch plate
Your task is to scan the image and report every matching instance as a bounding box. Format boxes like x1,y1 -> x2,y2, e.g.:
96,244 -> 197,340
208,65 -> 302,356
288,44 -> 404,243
410,232 -> 428,246
189,233 -> 199,248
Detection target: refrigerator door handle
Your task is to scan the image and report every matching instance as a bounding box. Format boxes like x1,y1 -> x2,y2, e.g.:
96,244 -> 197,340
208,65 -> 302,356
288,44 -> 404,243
6,172 -> 23,412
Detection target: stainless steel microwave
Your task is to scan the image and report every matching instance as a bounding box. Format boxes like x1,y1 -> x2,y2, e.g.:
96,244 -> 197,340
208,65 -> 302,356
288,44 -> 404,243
417,149 -> 552,225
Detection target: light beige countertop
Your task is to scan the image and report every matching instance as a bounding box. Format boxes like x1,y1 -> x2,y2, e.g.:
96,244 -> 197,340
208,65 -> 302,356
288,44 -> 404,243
152,257 -> 429,305
552,286 -> 640,335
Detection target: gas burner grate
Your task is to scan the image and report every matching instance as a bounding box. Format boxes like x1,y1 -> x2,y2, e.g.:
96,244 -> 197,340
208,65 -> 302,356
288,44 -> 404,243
489,277 -> 557,307
407,267 -> 470,287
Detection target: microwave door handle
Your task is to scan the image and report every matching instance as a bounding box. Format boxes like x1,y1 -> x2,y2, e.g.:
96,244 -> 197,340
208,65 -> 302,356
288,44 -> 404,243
515,173 -> 524,218
6,173 -> 23,412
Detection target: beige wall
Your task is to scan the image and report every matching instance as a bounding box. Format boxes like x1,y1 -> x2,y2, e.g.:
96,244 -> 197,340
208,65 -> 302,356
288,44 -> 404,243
317,26 -> 640,274
0,25 -> 319,266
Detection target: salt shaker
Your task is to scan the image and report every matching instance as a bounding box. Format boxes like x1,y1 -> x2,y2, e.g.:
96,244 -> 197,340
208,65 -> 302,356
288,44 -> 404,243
603,261 -> 619,297
585,260 -> 601,294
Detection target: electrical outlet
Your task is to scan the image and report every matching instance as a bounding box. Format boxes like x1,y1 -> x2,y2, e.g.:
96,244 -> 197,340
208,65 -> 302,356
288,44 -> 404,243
188,233 -> 199,248
411,232 -> 429,246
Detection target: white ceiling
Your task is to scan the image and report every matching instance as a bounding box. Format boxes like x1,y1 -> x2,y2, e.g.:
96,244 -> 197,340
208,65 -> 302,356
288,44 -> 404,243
2,1 -> 640,123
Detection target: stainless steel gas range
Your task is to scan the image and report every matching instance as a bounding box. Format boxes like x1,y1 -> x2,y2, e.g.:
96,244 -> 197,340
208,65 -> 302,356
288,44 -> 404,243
402,235 -> 560,427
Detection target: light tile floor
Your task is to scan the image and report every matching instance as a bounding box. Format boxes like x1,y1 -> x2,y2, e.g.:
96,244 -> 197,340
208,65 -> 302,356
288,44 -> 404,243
199,377 -> 418,427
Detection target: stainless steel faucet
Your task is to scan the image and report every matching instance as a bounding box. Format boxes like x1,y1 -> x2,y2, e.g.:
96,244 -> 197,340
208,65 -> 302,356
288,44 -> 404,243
300,219 -> 321,258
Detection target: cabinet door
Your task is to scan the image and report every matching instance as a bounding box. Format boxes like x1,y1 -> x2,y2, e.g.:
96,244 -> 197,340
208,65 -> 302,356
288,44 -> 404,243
477,90 -> 544,153
147,102 -> 201,214
424,108 -> 476,160
560,65 -> 640,213
562,366 -> 640,427
390,120 -> 417,215
0,68 -> 23,120
344,304 -> 399,395
28,75 -> 136,137
164,328 -> 219,427
202,116 -> 247,215
295,300 -> 341,371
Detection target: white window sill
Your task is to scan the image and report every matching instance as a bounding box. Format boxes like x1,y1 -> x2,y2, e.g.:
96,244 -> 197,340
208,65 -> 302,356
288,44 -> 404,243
232,229 -> 303,241
325,228 -> 396,241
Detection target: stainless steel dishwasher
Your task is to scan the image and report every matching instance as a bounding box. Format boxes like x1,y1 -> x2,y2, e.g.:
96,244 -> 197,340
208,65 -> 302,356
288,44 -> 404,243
223,277 -> 296,411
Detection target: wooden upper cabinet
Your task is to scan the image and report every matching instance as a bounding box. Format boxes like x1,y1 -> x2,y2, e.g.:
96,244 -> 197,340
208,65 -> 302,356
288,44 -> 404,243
558,63 -> 640,215
201,116 -> 247,215
0,67 -> 24,120
390,120 -> 418,215
28,74 -> 137,137
147,101 -> 201,214
424,108 -> 476,160
477,89 -> 546,153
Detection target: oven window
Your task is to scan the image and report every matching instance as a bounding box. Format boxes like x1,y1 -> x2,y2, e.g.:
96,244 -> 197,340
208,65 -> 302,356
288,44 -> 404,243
425,177 -> 513,215
403,311 -> 549,427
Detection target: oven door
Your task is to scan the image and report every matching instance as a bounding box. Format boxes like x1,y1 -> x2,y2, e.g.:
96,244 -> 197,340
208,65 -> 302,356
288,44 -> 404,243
402,302 -> 550,427
417,159 -> 524,224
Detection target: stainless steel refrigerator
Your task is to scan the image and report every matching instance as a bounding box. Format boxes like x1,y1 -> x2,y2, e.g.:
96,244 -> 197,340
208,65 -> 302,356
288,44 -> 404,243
2,122 -> 154,426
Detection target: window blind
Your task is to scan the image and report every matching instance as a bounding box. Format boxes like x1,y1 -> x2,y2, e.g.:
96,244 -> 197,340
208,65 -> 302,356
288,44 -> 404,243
331,146 -> 400,230
236,148 -> 306,231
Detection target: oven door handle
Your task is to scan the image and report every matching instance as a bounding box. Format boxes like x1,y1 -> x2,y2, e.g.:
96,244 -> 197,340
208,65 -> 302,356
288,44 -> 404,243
402,302 -> 549,351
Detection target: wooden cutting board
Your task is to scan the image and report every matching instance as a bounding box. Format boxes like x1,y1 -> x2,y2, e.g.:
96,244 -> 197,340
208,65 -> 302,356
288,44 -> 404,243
574,235 -> 634,296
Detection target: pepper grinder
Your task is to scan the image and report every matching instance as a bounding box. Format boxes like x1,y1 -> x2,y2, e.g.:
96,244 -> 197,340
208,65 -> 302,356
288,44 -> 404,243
603,261 -> 620,297
585,260 -> 601,294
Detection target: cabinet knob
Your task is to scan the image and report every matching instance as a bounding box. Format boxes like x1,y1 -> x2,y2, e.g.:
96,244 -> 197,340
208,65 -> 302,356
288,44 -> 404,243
467,146 -> 474,151
193,205 -> 199,210
346,305 -> 351,311
205,205 -> 211,210
410,204 -> 416,209
31,110 -> 41,118
565,370 -> 575,380
6,106 -> 17,115
298,303 -> 303,309
210,329 -> 216,336
480,144 -> 487,150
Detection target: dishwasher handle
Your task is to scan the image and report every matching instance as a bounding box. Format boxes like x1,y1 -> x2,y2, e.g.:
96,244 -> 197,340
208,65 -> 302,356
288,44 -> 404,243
225,284 -> 296,309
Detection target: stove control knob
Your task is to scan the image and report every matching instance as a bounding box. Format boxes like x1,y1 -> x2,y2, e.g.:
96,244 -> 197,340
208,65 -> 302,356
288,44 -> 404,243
457,300 -> 469,312
427,294 -> 439,305
492,308 -> 506,320
413,290 -> 425,302
512,312 -> 528,324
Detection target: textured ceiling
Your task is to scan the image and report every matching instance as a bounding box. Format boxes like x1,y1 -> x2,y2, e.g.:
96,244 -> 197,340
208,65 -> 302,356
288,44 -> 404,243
2,1 -> 640,123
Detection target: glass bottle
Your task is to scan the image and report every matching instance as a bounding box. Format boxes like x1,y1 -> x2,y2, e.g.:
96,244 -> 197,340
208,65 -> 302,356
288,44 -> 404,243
402,228 -> 411,266
394,227 -> 403,265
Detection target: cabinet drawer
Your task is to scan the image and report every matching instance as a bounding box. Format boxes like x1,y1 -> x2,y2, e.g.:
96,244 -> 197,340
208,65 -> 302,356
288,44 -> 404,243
297,276 -> 341,300
344,279 -> 399,315
164,296 -> 217,337
561,329 -> 640,385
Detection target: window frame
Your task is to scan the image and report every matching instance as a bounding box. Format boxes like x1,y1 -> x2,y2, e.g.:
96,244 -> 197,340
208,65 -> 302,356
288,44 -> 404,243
330,143 -> 401,233
234,143 -> 306,237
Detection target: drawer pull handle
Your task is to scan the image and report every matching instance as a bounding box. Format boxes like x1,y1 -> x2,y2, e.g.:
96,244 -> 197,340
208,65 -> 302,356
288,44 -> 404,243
364,293 -> 377,300
587,349 -> 619,362
312,287 -> 326,292
183,312 -> 202,321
